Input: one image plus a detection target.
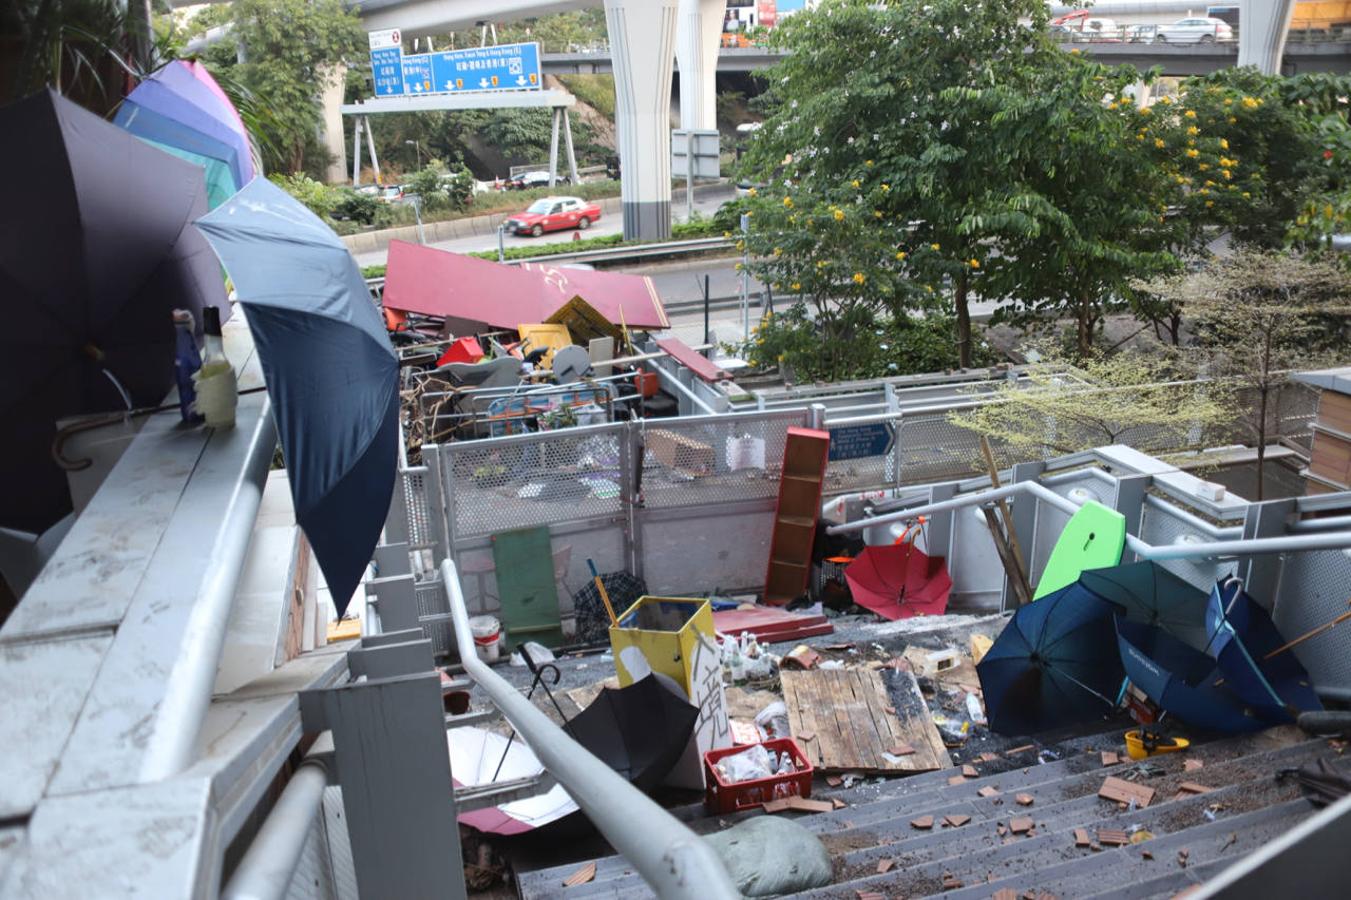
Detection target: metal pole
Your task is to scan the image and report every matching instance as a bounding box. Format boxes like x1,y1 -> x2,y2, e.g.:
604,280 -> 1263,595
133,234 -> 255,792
548,107 -> 561,188
703,273 -> 711,351
440,560 -> 740,900
412,195 -> 426,244
686,130 -> 695,222
562,108 -> 580,186
364,117 -> 382,185
739,212 -> 751,341
221,760 -> 329,900
352,117 -> 362,187
497,223 -> 506,263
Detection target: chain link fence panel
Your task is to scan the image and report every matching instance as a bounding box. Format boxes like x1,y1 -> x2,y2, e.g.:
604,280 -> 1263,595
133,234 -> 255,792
638,411 -> 806,509
1272,545 -> 1351,693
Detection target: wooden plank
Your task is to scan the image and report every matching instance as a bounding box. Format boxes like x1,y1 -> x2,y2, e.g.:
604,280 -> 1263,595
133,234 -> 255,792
1098,776 -> 1155,808
780,669 -> 949,773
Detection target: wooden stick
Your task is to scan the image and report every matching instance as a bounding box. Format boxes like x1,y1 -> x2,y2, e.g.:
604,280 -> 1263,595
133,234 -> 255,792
587,558 -> 619,626
980,436 -> 1033,605
1263,600 -> 1351,661
983,507 -> 1033,608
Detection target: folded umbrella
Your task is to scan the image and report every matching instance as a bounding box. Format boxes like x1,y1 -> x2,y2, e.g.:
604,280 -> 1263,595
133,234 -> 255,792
0,89 -> 228,534
1206,578 -> 1323,723
977,581 -> 1124,735
844,542 -> 952,620
564,674 -> 699,792
1080,560 -> 1213,651
196,178 -> 398,616
1116,619 -> 1262,732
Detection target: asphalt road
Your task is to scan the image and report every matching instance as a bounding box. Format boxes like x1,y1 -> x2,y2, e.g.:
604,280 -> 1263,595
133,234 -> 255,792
352,187 -> 735,268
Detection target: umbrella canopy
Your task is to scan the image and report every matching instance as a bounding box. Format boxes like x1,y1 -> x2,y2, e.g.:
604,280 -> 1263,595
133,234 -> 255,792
196,178 -> 398,616
844,543 -> 952,620
977,582 -> 1125,735
447,726 -> 578,835
118,67 -> 251,186
1116,619 -> 1263,732
1080,561 -> 1212,651
151,60 -> 256,182
1206,579 -> 1323,722
0,89 -> 228,534
564,674 -> 699,792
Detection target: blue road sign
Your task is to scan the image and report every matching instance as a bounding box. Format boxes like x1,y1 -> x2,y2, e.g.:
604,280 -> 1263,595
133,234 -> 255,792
370,46 -> 404,97
828,422 -> 895,461
430,42 -> 542,93
401,54 -> 434,95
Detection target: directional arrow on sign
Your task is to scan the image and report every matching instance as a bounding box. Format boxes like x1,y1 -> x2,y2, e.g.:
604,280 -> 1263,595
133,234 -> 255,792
444,81 -> 454,90
479,77 -> 488,88
516,76 -> 526,86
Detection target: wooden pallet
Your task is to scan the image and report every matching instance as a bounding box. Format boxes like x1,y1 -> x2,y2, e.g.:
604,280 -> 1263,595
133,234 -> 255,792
780,668 -> 951,774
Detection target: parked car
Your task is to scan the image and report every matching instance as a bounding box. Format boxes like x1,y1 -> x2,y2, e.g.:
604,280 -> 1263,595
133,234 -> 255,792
378,184 -> 404,203
507,170 -> 570,190
1125,24 -> 1159,42
1155,16 -> 1234,43
503,196 -> 602,236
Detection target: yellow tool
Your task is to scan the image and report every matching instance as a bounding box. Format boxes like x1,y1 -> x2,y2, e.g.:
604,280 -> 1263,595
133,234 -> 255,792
1125,729 -> 1191,760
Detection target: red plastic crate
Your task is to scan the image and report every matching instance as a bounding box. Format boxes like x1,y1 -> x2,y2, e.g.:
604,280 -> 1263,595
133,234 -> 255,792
703,738 -> 813,814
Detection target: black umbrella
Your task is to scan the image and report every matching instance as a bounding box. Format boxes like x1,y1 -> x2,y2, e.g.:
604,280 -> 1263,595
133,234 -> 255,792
565,674 -> 699,792
0,90 -> 227,533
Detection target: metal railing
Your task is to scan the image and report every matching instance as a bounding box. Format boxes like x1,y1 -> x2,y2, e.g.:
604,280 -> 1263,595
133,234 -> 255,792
438,558 -> 741,900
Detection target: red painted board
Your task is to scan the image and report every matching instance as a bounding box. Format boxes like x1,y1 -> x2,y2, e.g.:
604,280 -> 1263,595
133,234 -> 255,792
655,336 -> 727,383
714,606 -> 834,643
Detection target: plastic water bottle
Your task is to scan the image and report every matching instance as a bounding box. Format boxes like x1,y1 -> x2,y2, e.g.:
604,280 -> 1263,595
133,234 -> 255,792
172,309 -> 203,425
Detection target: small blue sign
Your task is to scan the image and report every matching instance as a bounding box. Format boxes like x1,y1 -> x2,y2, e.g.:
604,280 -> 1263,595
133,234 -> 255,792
370,46 -> 404,97
828,422 -> 895,461
430,42 -> 542,94
401,53 -> 434,94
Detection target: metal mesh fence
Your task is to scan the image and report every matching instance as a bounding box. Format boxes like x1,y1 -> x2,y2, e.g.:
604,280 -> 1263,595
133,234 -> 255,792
1273,548 -> 1351,692
441,424 -> 626,538
1139,503 -> 1237,591
415,578 -> 452,657
639,411 -> 806,509
400,467 -> 433,548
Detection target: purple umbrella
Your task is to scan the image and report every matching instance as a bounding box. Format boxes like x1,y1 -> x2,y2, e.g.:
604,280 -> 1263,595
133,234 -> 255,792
123,73 -> 250,186
151,61 -> 256,182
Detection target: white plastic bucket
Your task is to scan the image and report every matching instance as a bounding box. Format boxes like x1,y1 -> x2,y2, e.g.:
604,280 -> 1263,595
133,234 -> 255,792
469,615 -> 502,663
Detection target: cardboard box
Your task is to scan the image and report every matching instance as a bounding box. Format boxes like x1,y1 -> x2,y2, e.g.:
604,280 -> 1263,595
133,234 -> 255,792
646,429 -> 714,475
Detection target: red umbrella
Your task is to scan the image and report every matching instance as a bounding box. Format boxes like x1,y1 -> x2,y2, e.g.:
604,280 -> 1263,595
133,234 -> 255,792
844,536 -> 952,620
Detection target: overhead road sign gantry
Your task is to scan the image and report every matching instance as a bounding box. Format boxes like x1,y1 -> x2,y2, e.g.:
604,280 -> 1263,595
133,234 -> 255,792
367,29 -> 543,98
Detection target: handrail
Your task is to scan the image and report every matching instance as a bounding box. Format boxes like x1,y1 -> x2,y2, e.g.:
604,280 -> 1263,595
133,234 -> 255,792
828,480 -> 1351,561
439,559 -> 741,900
221,751 -> 331,900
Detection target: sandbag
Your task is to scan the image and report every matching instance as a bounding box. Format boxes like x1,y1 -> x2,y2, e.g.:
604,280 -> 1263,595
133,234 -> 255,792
703,815 -> 833,896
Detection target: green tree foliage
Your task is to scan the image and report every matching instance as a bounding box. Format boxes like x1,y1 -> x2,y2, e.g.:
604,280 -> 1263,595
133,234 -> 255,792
1139,250 -> 1351,499
949,351 -> 1230,460
196,0 -> 364,175
494,10 -> 608,52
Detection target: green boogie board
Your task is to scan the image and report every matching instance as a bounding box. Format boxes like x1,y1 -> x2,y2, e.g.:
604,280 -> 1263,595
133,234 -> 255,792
1032,500 -> 1126,600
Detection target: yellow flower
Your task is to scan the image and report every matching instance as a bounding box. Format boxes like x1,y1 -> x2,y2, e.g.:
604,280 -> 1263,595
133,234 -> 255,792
783,196 -> 793,209
851,179 -> 861,189
930,242 -> 941,251
1221,169 -> 1232,180
723,231 -> 731,238
1137,133 -> 1146,141
791,282 -> 801,291
881,183 -> 891,192
1198,162 -> 1209,170
788,214 -> 797,224
1185,148 -> 1199,158
924,284 -> 934,293
1241,191 -> 1251,199
832,207 -> 845,221
1227,116 -> 1237,124
1160,96 -> 1173,105
1325,204 -> 1335,219
816,260 -> 828,268
1140,106 -> 1152,116
852,272 -> 866,285
865,159 -> 874,167
1198,188 -> 1209,195
1205,200 -> 1214,208
773,246 -> 783,257
873,210 -> 883,219
1223,98 -> 1233,106
735,262 -> 744,271
895,250 -> 907,260
1219,138 -> 1229,150
1184,109 -> 1197,119
1186,126 -> 1199,136
1242,96 -> 1258,109
1187,139 -> 1196,147
969,258 -> 980,269
1070,48 -> 1080,54
1204,180 -> 1215,187
736,240 -> 746,251
1154,138 -> 1165,149
747,187 -> 757,197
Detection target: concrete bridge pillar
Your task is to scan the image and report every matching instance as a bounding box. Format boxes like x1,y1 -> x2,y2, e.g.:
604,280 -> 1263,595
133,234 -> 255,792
605,0 -> 678,240
676,0 -> 727,132
1239,0 -> 1296,74
319,63 -> 348,184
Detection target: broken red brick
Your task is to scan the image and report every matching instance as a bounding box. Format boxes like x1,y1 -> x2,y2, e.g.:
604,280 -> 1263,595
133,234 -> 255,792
1142,850 -> 1154,861
856,892 -> 885,900
785,796 -> 835,814
1098,776 -> 1155,808
997,824 -> 1007,836
1101,751 -> 1120,767
944,814 -> 972,827
962,764 -> 979,777
876,858 -> 895,874
1184,758 -> 1204,772
1177,782 -> 1214,795
1005,744 -> 1036,756
890,742 -> 917,756
980,752 -> 1001,763
992,890 -> 1018,900
1097,829 -> 1130,846
911,815 -> 934,830
884,705 -> 896,715
949,775 -> 969,786
832,798 -> 847,810
1009,817 -> 1034,834
826,775 -> 844,787
761,799 -> 793,814
1074,828 -> 1091,847
1016,793 -> 1035,806
1178,848 -> 1190,868
978,786 -> 1000,798
941,872 -> 963,890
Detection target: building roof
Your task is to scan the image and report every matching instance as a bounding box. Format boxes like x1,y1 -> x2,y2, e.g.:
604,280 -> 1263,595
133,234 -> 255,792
1292,366 -> 1351,395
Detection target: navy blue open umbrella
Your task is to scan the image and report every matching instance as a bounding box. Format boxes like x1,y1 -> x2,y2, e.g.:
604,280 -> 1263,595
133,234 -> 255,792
196,178 -> 398,616
1116,619 -> 1262,732
1080,560 -> 1212,651
1206,578 -> 1323,723
978,582 -> 1125,735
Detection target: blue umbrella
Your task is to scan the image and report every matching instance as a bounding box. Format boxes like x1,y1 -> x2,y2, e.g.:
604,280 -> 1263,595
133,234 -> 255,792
977,582 -> 1125,735
195,178 -> 398,616
1116,619 -> 1262,732
1080,560 -> 1212,651
1205,578 -> 1323,723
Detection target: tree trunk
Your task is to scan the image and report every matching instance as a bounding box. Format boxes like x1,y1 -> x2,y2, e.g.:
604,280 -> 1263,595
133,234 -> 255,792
955,270 -> 971,368
1076,291 -> 1094,358
1168,310 -> 1182,346
1255,385 -> 1269,501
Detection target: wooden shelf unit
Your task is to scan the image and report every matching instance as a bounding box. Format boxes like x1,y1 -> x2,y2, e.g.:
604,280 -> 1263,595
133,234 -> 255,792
764,427 -> 831,605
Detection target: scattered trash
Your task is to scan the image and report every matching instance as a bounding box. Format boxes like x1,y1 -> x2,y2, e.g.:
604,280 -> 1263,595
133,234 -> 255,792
783,644 -> 823,670
469,615 -> 502,663
754,701 -> 791,741
714,744 -> 777,784
819,660 -> 845,670
933,713 -> 973,745
509,642 -> 555,667
1037,749 -> 1060,765
702,816 -> 832,897
965,692 -> 987,725
969,633 -> 993,665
